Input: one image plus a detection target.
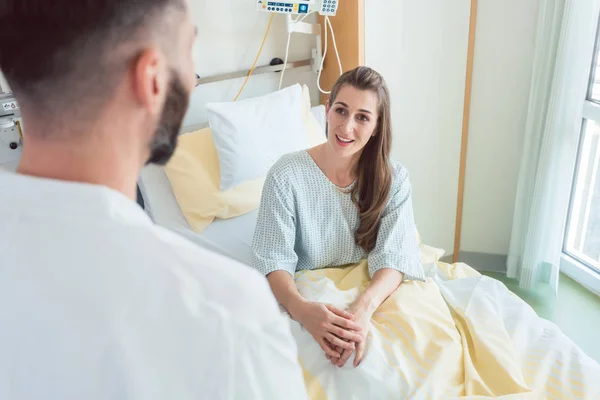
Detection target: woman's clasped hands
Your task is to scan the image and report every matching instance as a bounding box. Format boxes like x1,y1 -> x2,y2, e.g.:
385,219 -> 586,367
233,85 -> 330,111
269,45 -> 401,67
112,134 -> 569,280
291,301 -> 368,368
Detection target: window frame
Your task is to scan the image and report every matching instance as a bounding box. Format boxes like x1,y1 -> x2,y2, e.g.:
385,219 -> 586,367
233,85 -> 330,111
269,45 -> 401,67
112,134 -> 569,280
563,14 -> 600,276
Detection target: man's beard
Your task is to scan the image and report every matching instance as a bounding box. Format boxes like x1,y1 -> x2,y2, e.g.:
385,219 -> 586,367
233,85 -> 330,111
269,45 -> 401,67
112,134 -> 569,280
146,74 -> 190,165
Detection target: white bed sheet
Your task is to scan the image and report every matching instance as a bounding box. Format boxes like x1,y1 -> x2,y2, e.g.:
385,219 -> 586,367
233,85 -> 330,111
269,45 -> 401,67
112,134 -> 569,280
174,211 -> 258,267
138,164 -> 258,266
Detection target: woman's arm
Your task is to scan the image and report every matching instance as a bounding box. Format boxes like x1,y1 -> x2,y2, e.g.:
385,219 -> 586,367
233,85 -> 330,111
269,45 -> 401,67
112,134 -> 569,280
267,270 -> 364,358
351,268 -> 404,315
366,165 -> 425,282
266,270 -> 308,320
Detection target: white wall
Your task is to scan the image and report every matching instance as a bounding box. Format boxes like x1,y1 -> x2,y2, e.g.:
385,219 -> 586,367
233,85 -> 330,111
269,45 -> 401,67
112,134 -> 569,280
461,0 -> 540,255
0,2 -> 320,121
185,1 -> 320,129
365,1 -> 472,253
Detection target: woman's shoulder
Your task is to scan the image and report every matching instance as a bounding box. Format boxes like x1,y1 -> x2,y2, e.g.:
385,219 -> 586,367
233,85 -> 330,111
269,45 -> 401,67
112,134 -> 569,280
390,160 -> 411,193
390,160 -> 410,182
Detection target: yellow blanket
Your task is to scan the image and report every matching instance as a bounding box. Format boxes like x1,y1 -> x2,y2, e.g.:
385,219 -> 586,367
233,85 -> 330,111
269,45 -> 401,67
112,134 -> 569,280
289,259 -> 600,400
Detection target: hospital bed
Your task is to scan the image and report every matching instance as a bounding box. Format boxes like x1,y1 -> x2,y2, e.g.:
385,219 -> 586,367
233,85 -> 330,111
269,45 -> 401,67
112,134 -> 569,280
137,92 -> 600,399
136,6 -> 600,397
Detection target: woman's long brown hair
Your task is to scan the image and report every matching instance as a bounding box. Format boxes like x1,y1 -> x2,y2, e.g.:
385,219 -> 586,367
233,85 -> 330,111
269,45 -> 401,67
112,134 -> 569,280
328,66 -> 393,253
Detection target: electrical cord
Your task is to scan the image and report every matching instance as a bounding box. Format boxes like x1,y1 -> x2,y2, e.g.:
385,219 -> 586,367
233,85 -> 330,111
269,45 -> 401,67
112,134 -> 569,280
234,13 -> 275,101
239,12 -> 342,96
316,15 -> 329,94
328,16 -> 343,79
317,16 -> 342,94
299,10 -> 318,22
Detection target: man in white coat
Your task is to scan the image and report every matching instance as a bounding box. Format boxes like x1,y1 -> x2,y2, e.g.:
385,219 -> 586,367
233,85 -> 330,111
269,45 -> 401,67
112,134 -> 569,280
0,0 -> 308,399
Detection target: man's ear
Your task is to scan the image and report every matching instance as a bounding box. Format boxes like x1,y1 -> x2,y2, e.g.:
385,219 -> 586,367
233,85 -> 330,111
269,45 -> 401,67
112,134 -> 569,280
132,48 -> 168,115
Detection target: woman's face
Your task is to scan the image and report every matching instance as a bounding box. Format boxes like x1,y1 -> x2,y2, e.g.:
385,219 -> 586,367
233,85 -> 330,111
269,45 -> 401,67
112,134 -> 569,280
325,84 -> 380,159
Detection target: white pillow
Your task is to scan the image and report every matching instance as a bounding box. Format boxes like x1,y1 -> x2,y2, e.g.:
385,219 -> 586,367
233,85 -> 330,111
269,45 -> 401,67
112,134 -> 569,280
206,84 -> 309,191
310,105 -> 327,131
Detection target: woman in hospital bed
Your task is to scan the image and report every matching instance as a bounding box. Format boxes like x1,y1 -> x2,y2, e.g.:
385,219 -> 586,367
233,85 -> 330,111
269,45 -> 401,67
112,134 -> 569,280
251,66 -> 421,369
252,67 -> 600,399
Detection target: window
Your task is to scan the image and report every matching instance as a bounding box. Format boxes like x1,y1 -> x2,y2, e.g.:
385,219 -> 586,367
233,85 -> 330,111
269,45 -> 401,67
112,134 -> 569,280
564,21 -> 600,274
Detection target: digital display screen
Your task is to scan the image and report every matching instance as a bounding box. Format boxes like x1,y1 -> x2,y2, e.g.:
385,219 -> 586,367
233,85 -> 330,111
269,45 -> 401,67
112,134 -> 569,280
256,0 -> 316,14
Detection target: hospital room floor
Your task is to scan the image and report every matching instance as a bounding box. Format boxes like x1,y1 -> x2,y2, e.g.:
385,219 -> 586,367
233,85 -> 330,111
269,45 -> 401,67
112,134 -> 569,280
483,272 -> 600,363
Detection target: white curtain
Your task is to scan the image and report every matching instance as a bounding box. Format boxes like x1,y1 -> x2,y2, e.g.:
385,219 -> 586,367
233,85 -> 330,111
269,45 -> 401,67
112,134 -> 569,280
507,0 -> 600,292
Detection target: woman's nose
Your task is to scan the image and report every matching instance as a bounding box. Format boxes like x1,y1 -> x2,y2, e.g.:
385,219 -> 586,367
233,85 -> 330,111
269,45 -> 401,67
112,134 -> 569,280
342,118 -> 356,133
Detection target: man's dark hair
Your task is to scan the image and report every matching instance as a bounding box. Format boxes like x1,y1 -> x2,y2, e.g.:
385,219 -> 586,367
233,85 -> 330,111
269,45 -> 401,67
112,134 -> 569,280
0,0 -> 184,118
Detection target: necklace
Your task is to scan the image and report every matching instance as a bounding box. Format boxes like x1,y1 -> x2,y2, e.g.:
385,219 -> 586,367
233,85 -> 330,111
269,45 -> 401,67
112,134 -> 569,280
335,181 -> 356,194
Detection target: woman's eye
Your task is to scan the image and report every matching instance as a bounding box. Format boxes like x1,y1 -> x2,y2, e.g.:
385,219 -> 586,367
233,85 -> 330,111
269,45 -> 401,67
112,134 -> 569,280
335,108 -> 347,115
357,114 -> 369,122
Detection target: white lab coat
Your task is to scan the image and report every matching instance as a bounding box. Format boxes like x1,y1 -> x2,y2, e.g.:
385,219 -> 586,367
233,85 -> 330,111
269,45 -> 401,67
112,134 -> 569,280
0,171 -> 308,400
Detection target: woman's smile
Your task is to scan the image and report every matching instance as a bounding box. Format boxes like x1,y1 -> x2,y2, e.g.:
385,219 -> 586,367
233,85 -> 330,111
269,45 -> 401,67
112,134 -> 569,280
335,134 -> 355,146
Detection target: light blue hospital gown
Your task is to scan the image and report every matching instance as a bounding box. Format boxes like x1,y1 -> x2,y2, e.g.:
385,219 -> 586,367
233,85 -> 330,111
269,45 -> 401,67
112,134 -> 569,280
251,151 -> 425,281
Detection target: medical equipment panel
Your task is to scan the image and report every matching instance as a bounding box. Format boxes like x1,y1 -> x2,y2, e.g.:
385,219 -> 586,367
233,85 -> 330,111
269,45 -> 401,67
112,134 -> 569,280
0,93 -> 22,171
318,0 -> 338,16
256,0 -> 338,16
256,1 -> 312,15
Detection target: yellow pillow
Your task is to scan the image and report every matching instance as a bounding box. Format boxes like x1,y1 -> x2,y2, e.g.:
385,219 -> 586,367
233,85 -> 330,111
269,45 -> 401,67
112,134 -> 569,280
164,129 -> 265,233
165,86 -> 326,233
